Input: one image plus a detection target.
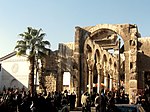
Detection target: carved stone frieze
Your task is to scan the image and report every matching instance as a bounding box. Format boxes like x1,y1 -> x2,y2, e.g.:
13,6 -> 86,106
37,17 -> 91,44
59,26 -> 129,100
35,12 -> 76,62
130,73 -> 137,80
96,63 -> 102,70
130,48 -> 136,55
129,80 -> 137,88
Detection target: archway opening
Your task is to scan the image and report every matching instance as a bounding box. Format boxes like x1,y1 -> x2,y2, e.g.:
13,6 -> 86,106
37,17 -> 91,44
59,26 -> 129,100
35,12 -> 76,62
63,72 -> 71,92
91,29 -> 125,92
93,52 -> 98,93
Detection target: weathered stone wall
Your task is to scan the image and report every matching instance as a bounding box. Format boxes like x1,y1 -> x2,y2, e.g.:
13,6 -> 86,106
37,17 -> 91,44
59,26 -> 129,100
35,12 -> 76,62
41,50 -> 58,93
137,37 -> 150,90
137,37 -> 150,71
57,42 -> 75,92
45,74 -> 56,93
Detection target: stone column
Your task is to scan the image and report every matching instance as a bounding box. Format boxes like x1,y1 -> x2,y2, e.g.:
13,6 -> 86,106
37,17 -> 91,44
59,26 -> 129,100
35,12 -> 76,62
103,66 -> 108,92
96,63 -> 101,93
128,25 -> 138,104
88,70 -> 93,93
74,26 -> 82,106
56,58 -> 63,92
97,74 -> 100,93
104,76 -> 107,91
87,59 -> 94,93
124,51 -> 130,93
109,77 -> 113,91
109,70 -> 113,91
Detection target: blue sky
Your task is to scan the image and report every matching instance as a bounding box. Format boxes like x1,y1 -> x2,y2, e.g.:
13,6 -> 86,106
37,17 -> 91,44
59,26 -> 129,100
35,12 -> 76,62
0,0 -> 150,57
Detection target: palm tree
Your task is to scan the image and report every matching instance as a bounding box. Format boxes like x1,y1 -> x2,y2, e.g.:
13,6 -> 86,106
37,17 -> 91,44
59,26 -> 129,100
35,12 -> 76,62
15,27 -> 50,95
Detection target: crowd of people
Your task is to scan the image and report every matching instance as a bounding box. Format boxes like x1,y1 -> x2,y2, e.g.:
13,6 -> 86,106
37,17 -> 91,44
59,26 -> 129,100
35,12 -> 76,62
0,87 -> 76,112
81,89 -> 129,112
81,88 -> 150,112
0,87 -> 150,112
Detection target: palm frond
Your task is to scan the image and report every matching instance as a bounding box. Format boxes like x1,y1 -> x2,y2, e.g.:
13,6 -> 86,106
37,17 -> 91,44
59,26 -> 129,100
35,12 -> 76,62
16,40 -> 26,45
31,29 -> 38,36
42,40 -> 51,47
27,27 -> 32,34
15,45 -> 25,49
36,28 -> 43,37
31,37 -> 37,45
38,33 -> 46,40
24,32 -> 30,35
18,33 -> 25,38
24,32 -> 32,39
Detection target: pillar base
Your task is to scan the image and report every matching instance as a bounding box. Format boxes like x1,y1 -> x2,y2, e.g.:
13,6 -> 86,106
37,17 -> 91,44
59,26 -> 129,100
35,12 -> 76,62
128,80 -> 137,104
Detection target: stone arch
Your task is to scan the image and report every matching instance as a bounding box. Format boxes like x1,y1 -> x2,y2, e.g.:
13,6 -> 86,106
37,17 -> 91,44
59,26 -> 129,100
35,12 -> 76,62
86,44 -> 92,58
109,58 -> 113,70
74,24 -> 139,106
114,62 -> 117,71
83,43 -> 94,93
95,49 -> 100,63
102,54 -> 107,66
89,24 -> 132,42
84,37 -> 94,60
93,49 -> 101,92
88,24 -> 139,92
108,58 -> 113,78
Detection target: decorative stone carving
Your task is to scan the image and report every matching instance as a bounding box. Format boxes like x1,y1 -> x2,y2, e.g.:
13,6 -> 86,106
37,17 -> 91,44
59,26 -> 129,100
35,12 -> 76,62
11,63 -> 19,73
96,63 -> 102,70
87,59 -> 94,71
130,73 -> 136,80
130,48 -> 136,54
130,62 -> 136,73
129,80 -> 137,88
129,88 -> 137,104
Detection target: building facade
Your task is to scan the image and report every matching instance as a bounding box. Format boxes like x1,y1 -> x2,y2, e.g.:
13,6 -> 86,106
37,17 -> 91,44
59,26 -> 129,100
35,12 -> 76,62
0,52 -> 29,91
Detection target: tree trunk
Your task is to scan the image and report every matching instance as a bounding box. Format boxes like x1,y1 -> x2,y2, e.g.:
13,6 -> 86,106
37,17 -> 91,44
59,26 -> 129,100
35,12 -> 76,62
29,56 -> 35,96
39,59 -> 46,95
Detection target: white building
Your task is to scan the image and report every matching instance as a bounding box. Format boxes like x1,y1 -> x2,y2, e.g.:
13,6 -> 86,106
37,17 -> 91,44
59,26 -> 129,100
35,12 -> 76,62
0,52 -> 30,91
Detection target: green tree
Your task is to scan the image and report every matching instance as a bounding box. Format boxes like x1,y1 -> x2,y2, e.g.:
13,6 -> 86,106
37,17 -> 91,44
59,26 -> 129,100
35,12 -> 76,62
15,27 -> 50,95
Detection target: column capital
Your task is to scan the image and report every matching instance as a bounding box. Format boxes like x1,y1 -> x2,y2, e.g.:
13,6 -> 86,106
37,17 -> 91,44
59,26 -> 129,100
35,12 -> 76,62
87,59 -> 95,71
96,63 -> 102,70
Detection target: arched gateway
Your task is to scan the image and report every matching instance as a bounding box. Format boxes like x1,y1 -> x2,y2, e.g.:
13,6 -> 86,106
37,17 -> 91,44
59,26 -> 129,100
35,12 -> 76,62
74,24 -> 140,106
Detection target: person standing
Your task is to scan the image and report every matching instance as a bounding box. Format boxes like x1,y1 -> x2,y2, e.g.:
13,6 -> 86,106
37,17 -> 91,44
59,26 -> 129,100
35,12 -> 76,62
69,92 -> 76,111
81,91 -> 91,112
94,93 -> 100,112
100,90 -> 107,112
